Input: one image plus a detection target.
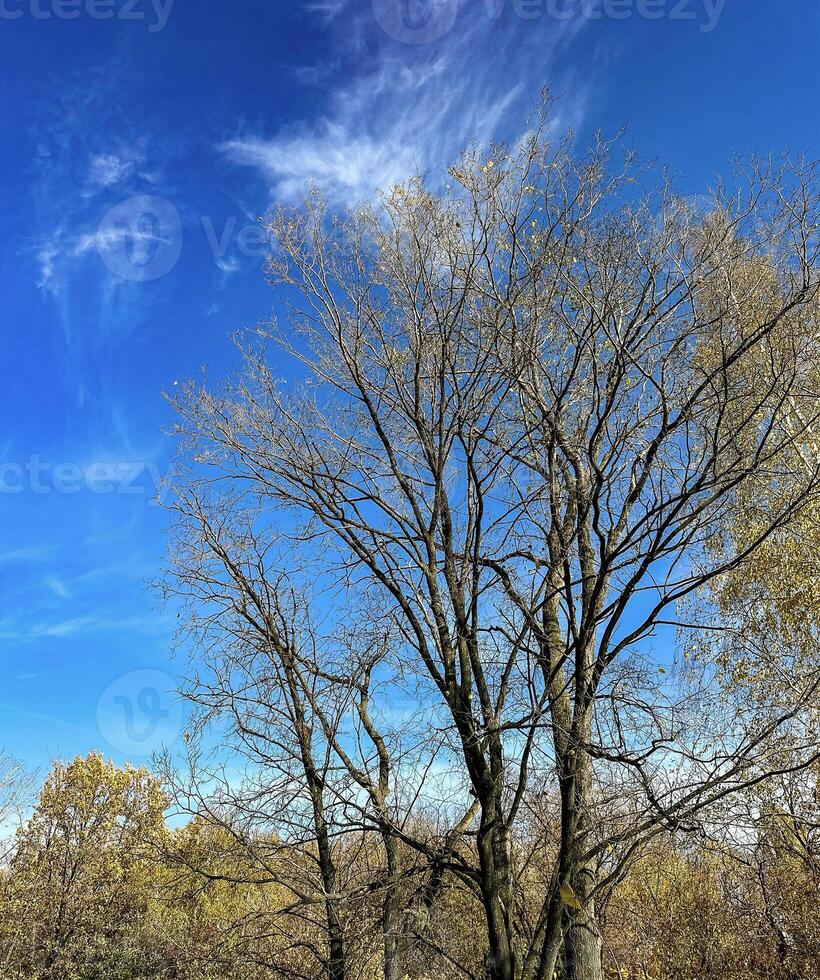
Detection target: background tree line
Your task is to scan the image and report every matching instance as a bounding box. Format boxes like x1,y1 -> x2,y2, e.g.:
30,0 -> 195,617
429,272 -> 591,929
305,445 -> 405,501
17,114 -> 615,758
0,752 -> 817,979
2,102 -> 818,980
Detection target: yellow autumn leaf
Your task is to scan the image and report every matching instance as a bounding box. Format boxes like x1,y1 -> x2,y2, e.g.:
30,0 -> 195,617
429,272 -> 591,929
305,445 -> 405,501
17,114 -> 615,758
559,883 -> 583,910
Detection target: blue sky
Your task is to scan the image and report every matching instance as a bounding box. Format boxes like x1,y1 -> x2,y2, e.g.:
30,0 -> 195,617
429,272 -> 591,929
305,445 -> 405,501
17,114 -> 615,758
0,0 -> 817,774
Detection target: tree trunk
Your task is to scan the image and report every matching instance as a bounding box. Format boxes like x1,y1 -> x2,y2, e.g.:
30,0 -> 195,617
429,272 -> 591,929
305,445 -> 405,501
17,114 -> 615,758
313,797 -> 346,980
305,758 -> 346,980
563,869 -> 603,980
477,804 -> 518,980
563,755 -> 602,980
381,833 -> 403,980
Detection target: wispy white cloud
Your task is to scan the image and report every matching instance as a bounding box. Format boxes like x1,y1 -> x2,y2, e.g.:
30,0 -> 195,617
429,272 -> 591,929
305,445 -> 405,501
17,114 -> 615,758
87,148 -> 144,191
0,700 -> 88,733
37,218 -> 174,295
222,125 -> 421,204
36,237 -> 63,292
0,612 -> 172,643
45,576 -> 70,600
0,547 -> 53,565
301,0 -> 350,20
221,1 -> 590,203
214,254 -> 241,287
73,222 -> 158,258
24,71 -> 189,413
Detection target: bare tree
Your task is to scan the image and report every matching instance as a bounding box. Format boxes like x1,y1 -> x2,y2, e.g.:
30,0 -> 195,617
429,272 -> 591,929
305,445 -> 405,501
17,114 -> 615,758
160,508 -> 356,980
165,103 -> 820,980
160,496 -> 473,980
